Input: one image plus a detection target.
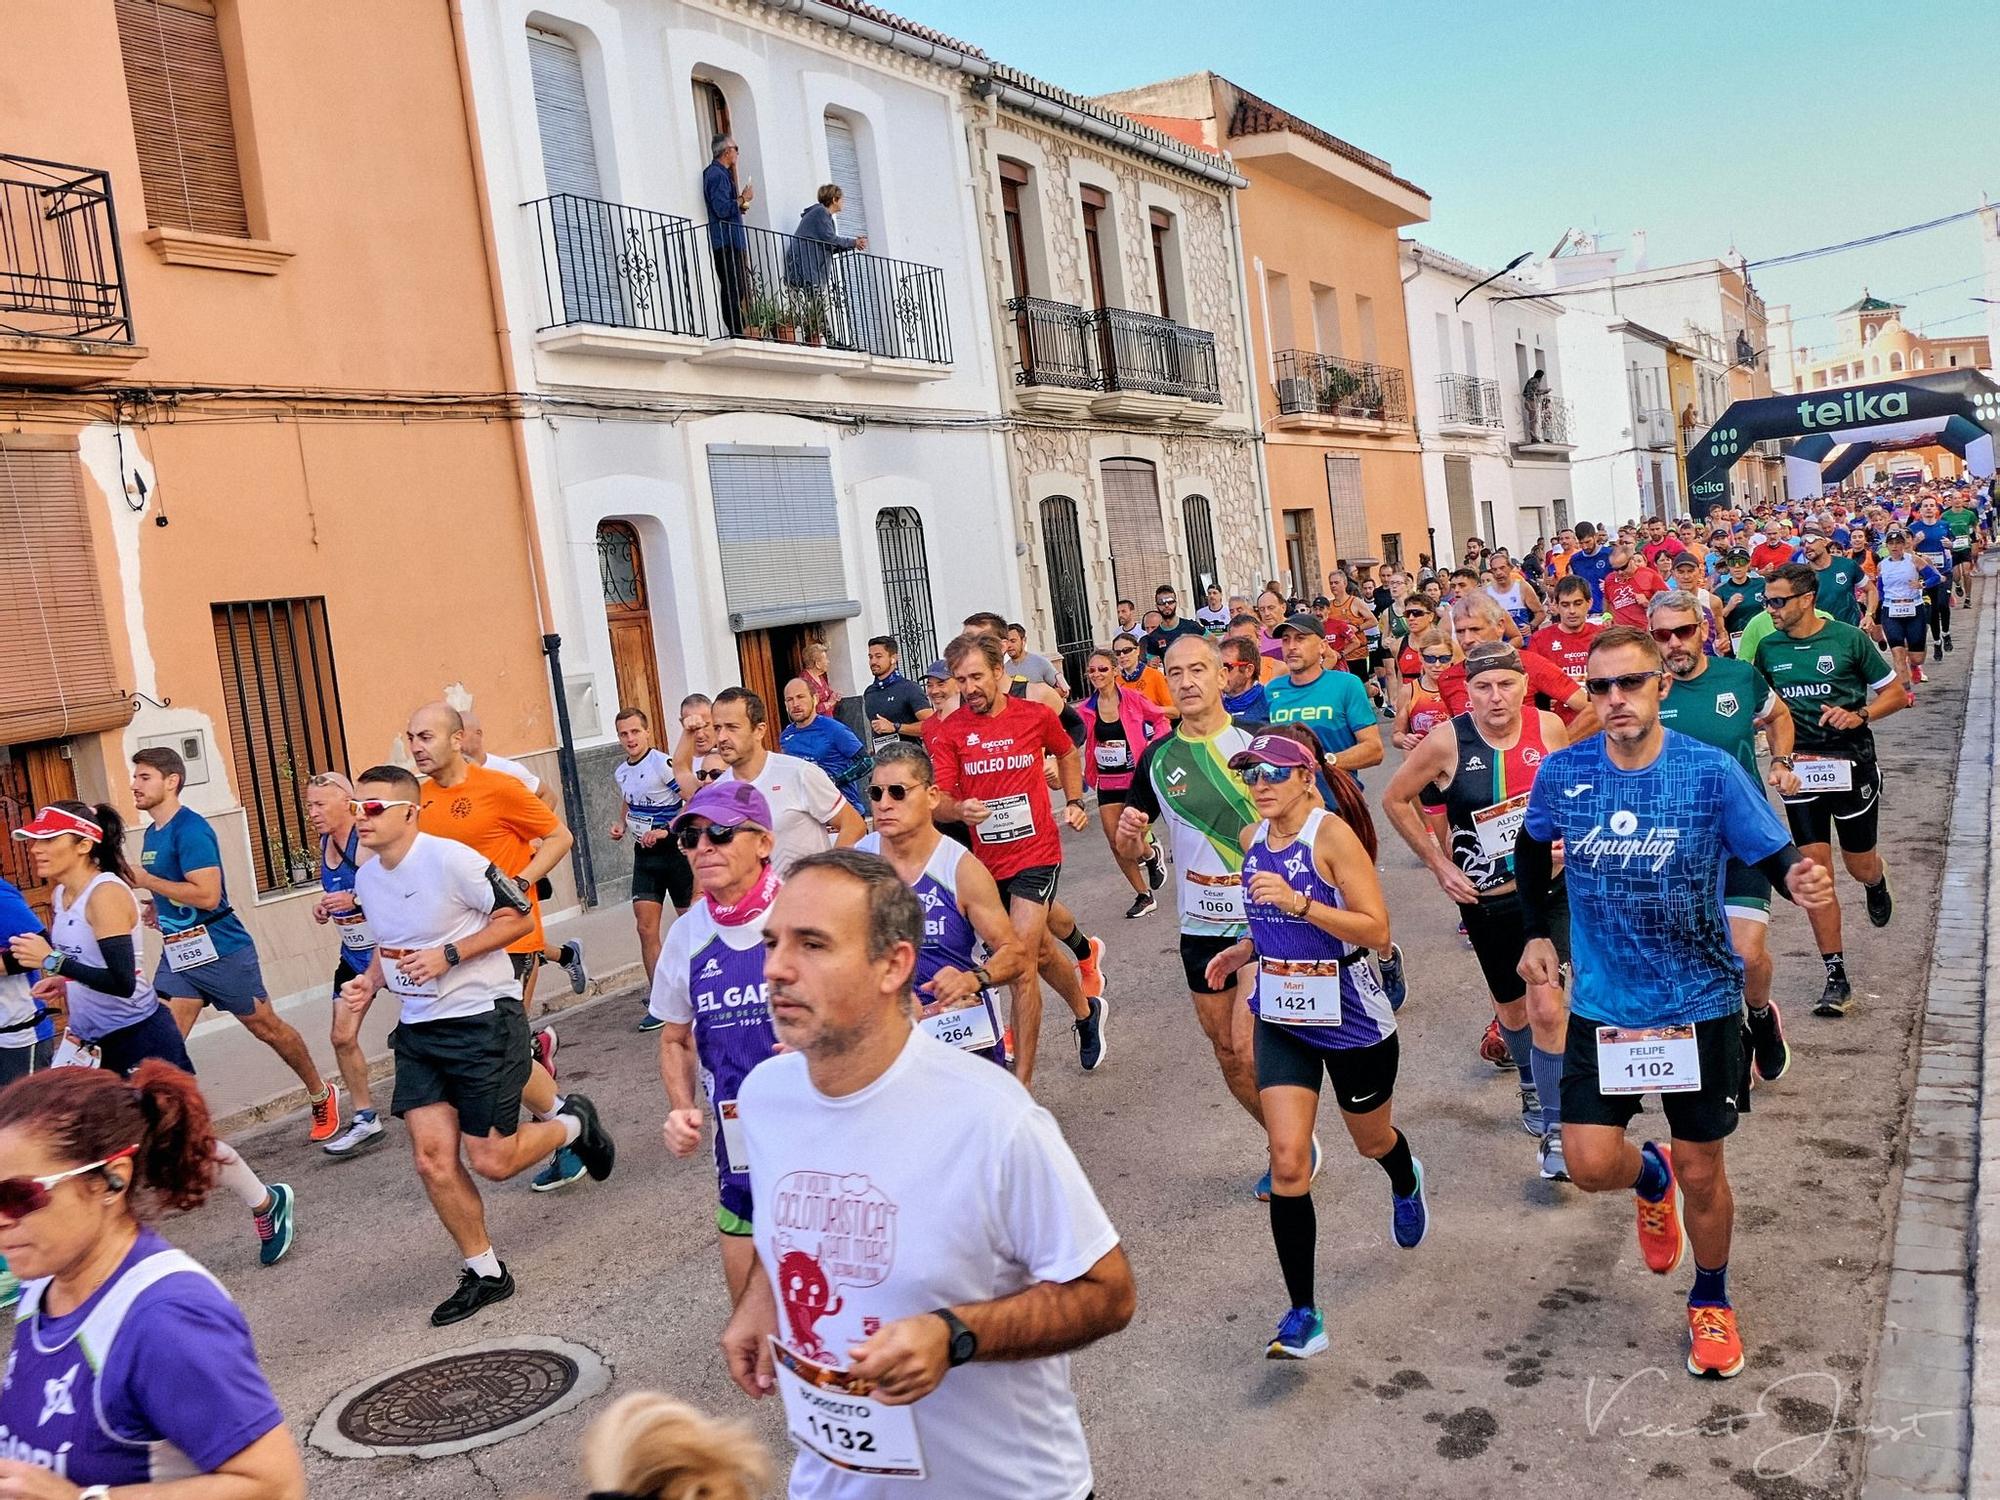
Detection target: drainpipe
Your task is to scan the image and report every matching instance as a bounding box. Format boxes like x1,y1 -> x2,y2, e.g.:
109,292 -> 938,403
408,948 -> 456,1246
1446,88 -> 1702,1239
1221,159 -> 1279,589
447,0 -> 595,904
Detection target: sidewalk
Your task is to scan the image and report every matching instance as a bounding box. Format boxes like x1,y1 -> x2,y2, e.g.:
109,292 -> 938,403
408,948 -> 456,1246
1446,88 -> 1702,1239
194,901 -> 646,1132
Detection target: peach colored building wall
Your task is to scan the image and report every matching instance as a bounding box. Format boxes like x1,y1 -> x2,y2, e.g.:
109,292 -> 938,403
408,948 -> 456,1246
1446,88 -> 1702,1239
0,1 -> 553,1004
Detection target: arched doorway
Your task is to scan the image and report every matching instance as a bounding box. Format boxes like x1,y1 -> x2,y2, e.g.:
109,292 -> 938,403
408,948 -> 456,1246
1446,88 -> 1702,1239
597,520 -> 662,735
1039,494 -> 1093,693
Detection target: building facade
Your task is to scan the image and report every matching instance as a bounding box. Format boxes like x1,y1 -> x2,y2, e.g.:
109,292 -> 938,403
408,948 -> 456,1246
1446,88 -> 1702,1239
0,0 -> 553,1005
1100,73 -> 1430,589
1784,291 -> 1991,393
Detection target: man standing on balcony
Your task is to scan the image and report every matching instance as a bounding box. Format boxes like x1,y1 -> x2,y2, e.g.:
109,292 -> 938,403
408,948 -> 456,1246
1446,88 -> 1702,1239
1522,366 -> 1549,443
703,135 -> 753,339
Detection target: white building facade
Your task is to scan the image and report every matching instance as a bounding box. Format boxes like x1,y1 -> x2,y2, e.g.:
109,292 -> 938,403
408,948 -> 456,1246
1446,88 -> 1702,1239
1554,314 -> 1684,525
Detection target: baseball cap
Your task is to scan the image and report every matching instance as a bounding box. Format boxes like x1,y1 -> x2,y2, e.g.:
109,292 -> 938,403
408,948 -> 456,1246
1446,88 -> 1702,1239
1885,527 -> 1908,541
1670,552 -> 1701,569
922,658 -> 951,682
672,779 -> 772,834
1226,733 -> 1319,773
1274,611 -> 1324,638
1310,595 -> 1331,609
11,806 -> 102,842
1724,548 -> 1751,564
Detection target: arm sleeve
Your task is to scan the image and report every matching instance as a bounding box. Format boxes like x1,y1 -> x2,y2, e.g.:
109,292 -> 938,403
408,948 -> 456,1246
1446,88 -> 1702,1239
111,1291 -> 286,1473
997,1104 -> 1121,1287
1755,842 -> 1808,900
52,934 -> 137,996
1513,827 -> 1557,943
1123,740 -> 1165,823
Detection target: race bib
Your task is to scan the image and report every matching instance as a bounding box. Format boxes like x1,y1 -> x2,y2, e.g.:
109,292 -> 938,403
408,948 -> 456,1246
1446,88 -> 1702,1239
1952,536 -> 1973,551
1729,632 -> 1744,656
333,908 -> 374,951
772,1340 -> 927,1480
718,1098 -> 748,1175
1919,550 -> 1948,567
626,806 -> 676,833
978,793 -> 1036,844
51,1035 -> 102,1071
1596,1024 -> 1701,1095
1886,599 -> 1918,618
379,946 -> 441,1002
1794,756 -> 1853,793
1093,741 -> 1132,771
918,994 -> 999,1053
1260,957 -> 1343,1027
161,924 -> 219,970
1473,792 -> 1531,862
1188,870 -> 1246,925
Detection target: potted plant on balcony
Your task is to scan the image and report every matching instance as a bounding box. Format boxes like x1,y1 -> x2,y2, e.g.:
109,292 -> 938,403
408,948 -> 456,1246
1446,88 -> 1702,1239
1318,364 -> 1361,414
773,289 -> 800,344
742,287 -> 770,342
801,295 -> 829,347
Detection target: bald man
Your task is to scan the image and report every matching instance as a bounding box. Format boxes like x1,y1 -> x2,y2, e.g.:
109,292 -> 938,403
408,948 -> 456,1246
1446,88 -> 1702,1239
778,677 -> 869,817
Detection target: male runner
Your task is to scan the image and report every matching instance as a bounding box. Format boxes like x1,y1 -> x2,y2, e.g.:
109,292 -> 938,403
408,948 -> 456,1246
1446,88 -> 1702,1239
1220,635 -> 1271,719
857,743 -> 1029,1069
670,693 -> 716,784
341,765 -> 614,1326
1651,592 -> 1800,1085
1749,518 -> 1797,575
1800,527 -> 1873,629
780,679 -> 870,816
1517,627 -> 1831,1378
930,632 -> 1104,1085
607,705 -> 692,1022
653,780 -> 784,1303
1383,643 -> 1571,1179
1527,576 -> 1601,725
131,747 -> 338,1142
709,687 -> 864,872
1753,563 -> 1907,1016
1141,584 -> 1208,662
1712,549 -> 1766,656
1441,594 -> 1592,726
1942,488 -> 1980,607
1603,541 -> 1668,629
1567,522 -> 1615,616
1483,549 -> 1546,634
1264,612 -> 1383,782
305,773 -> 387,1155
863,635 -> 933,754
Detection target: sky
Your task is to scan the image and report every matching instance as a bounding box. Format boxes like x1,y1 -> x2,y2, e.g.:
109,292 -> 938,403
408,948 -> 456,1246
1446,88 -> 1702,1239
909,0 -> 1995,361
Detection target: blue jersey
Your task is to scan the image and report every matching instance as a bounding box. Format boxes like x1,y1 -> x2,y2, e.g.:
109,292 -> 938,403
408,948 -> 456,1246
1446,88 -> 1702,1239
140,808 -> 252,956
1265,668 -> 1374,757
1522,730 -> 1789,1028
1567,547 -> 1615,612
1907,520 -> 1950,569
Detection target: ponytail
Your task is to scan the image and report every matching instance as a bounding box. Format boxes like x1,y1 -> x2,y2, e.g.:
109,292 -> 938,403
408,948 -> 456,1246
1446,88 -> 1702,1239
0,1060 -> 216,1215
582,1392 -> 771,1500
48,799 -> 132,883
1256,723 -> 1380,862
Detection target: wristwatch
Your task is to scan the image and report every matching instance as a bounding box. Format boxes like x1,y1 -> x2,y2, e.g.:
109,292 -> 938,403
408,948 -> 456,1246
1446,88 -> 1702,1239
932,1307 -> 977,1367
443,942 -> 462,968
39,952 -> 63,978
970,966 -> 992,992
1772,755 -> 1795,769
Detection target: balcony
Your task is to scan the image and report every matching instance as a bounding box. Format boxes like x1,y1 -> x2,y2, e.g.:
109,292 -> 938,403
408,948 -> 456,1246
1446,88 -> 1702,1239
1515,393 -> 1575,454
1271,350 -> 1408,433
525,194 -> 951,379
1007,297 -> 1222,421
1435,373 -> 1502,433
0,154 -> 145,385
1634,405 -> 1674,448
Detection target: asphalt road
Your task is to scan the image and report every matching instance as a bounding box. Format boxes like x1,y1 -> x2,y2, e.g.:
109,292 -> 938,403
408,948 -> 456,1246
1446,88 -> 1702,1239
177,612 -> 1977,1500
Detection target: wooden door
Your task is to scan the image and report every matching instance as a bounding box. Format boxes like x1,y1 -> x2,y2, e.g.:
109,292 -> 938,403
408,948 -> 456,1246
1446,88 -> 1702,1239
597,521 -> 663,735
0,742 -> 79,922
736,630 -> 779,748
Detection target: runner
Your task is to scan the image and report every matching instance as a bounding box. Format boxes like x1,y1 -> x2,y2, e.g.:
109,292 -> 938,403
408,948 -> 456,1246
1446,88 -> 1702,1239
780,678 -> 870,817
0,875 -> 51,1090
857,743 -> 1029,1069
863,635 -> 934,756
1651,592 -> 1801,1086
1441,594 -> 1591,726
1800,526 -> 1873,629
1079,647 -> 1170,918
710,687 -> 865,873
1142,583 -> 1208,662
1527,576 -> 1602,724
1202,731 -> 1428,1359
1264,611 -> 1383,783
341,765 -> 614,1325
721,849 -> 1135,1498
1219,635 -> 1272,720
1516,625 -> 1833,1378
305,772 -> 387,1156
1383,643 -> 1572,1178
463,707 -> 589,995
9,802 -> 297,1266
1753,563 -> 1908,1017
1483,549 -> 1546,634
608,705 -> 695,1031
1908,497 -> 1954,662
1111,633 -> 1177,717
1711,548 -> 1766,656
917,660 -> 976,851
1942,487 -> 1980,608
1566,522 -> 1616,617
1602,541 -> 1668,629
652,780 -> 784,1304
129,747 -> 338,1143
0,1065 -> 307,1493
671,693 -> 717,785
930,634 -> 1104,1087
1873,529 -> 1936,701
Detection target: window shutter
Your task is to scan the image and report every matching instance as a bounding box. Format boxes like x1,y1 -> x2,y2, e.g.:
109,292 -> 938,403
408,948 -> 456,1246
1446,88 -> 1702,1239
0,443 -> 135,743
528,28 -> 601,199
113,0 -> 250,237
705,447 -> 859,632
1324,453 -> 1368,559
1099,459 -> 1173,611
823,117 -> 870,242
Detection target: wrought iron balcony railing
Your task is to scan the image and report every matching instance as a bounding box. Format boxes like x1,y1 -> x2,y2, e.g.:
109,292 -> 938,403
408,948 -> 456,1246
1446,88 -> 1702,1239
1436,373 -> 1502,428
1007,297 -> 1222,403
1273,350 -> 1409,424
1520,393 -> 1574,445
527,194 -> 951,363
1009,296 -> 1100,391
0,154 -> 132,343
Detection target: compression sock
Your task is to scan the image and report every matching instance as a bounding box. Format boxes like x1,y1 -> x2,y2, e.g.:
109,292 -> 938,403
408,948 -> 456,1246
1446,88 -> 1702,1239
1056,925 -> 1090,962
1268,1190 -> 1317,1309
1689,1261 -> 1729,1308
212,1142 -> 269,1211
1823,951 -> 1847,982
1501,1022 -> 1535,1074
1633,1140 -> 1672,1203
465,1247 -> 503,1280
1530,1045 -> 1565,1135
1375,1129 -> 1419,1198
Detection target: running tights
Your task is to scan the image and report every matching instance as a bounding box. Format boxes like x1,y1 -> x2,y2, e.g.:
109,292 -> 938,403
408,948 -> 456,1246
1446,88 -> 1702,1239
1925,584 -> 1951,644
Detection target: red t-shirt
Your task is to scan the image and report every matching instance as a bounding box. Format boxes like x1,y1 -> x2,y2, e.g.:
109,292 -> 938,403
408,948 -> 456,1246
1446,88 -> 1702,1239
1526,622 -> 1600,723
1603,566 -> 1667,628
1641,538 -> 1685,569
1750,542 -> 1796,573
929,697 -> 1073,878
1321,616 -> 1363,661
1439,651 -> 1582,717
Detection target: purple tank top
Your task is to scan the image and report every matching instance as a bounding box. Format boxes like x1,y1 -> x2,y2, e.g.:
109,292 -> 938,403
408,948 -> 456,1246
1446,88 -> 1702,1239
683,907 -> 779,1203
858,833 -> 1006,1068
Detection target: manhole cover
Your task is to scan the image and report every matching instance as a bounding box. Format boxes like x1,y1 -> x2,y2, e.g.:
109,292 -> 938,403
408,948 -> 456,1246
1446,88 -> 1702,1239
310,1336 -> 610,1459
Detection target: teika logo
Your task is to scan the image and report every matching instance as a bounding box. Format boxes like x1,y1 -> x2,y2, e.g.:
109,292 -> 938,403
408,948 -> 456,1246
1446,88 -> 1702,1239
1796,389 -> 1910,429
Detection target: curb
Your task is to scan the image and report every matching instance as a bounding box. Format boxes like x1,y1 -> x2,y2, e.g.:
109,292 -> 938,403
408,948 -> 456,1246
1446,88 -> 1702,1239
212,961 -> 648,1138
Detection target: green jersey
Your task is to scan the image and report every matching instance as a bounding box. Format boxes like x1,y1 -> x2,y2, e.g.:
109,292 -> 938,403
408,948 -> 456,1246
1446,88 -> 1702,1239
1943,506 -> 1978,546
1713,576 -> 1766,636
1127,721 -> 1259,937
1735,604 -> 1826,664
1657,656 -> 1773,779
1810,556 -> 1866,627
1753,620 -> 1894,758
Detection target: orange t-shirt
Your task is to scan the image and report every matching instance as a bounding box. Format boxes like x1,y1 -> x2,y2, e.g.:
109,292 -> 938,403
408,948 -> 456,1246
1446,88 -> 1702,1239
1121,665 -> 1176,714
419,763 -> 560,953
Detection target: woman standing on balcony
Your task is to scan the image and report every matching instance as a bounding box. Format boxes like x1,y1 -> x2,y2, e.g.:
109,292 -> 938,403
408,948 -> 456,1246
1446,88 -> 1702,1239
783,186 -> 868,343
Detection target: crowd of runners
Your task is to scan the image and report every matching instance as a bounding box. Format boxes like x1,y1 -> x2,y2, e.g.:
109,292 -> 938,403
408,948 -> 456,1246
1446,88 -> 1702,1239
0,475 -> 1990,1496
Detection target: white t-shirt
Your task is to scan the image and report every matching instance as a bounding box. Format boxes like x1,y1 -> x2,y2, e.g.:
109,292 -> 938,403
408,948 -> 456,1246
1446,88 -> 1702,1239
719,752 -> 845,875
741,1030 -> 1118,1500
480,752 -> 539,791
353,832 -> 523,1023
614,748 -> 683,831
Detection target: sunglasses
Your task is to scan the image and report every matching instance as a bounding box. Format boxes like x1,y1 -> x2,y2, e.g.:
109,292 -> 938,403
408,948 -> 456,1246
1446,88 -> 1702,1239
1237,763 -> 1300,786
1584,670 -> 1663,698
1114,647 -> 1139,658
1420,652 -> 1454,665
867,783 -> 915,803
0,1146 -> 137,1220
1763,592 -> 1804,609
675,823 -> 754,851
1648,623 -> 1702,643
693,768 -> 724,783
349,798 -> 416,818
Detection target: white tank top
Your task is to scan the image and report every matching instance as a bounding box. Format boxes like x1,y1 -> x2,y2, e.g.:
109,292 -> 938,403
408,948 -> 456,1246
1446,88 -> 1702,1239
51,872 -> 161,1040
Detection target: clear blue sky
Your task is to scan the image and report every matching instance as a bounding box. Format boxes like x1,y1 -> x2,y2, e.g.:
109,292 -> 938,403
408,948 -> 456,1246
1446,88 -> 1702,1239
910,0 -> 1992,358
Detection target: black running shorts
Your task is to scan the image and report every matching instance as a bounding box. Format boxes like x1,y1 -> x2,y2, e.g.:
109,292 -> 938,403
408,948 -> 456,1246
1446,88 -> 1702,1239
1254,1023 -> 1399,1113
631,838 -> 694,909
1180,932 -> 1241,998
1559,1011 -> 1742,1143
1781,760 -> 1881,853
995,863 -> 1062,907
1459,880 -> 1570,1007
390,997 -> 532,1138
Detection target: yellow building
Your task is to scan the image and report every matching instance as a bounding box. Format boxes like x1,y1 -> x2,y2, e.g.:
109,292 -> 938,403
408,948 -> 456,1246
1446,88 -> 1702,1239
1790,292 -> 1991,391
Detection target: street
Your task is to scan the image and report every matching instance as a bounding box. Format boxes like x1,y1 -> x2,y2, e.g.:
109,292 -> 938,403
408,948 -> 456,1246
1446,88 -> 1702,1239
174,622 -> 1976,1500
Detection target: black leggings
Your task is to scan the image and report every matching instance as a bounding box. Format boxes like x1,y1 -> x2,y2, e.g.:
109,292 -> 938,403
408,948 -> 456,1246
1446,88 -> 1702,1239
1925,583 -> 1951,643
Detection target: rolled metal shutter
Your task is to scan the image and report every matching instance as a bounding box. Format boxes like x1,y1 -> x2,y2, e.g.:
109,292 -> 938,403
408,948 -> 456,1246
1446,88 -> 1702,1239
529,29 -> 601,198
706,446 -> 860,632
822,117 -> 870,241
1099,458 -> 1174,611
113,0 -> 250,236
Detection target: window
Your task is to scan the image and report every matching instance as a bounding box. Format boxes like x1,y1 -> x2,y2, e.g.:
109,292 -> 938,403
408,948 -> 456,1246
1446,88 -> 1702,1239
1481,500 -> 1498,550
1443,455 -> 1476,558
1553,498 -> 1570,532
1380,532 -> 1403,570
1435,313 -> 1452,376
1354,294 -> 1377,362
998,159 -> 1033,300
1039,496 -> 1094,691
875,508 -> 938,669
1889,352 -> 1903,372
1264,270 -> 1295,352
212,598 -> 348,892
1281,509 -> 1319,597
529,28 -> 601,198
705,446 -> 859,632
1149,208 -> 1174,320
0,440 -> 133,743
113,0 -> 250,236
1324,454 -> 1368,560
1312,284 -> 1341,355
1100,458 -> 1172,612
1460,319 -> 1477,378
1181,494 -> 1218,598
1079,185 -> 1111,309
823,113 -> 872,244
